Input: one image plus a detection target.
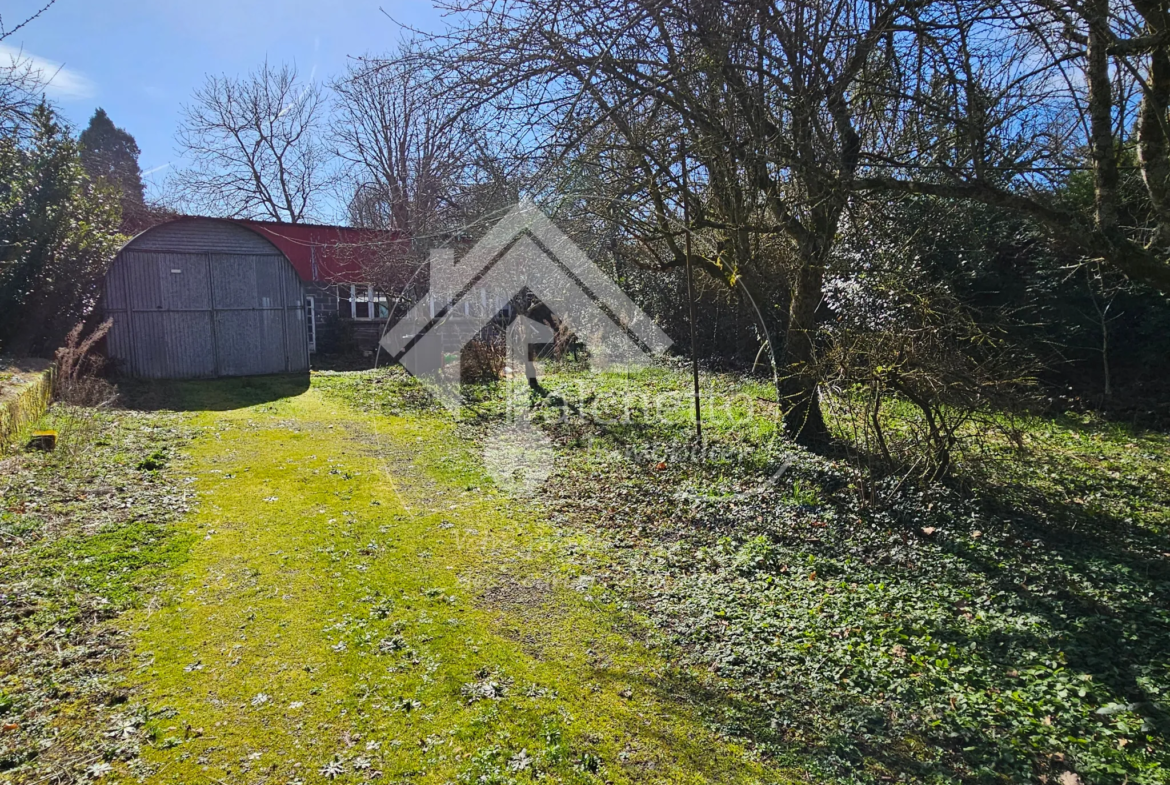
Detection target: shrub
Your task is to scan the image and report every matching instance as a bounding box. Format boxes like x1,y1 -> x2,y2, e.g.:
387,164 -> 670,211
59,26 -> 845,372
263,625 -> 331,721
54,319 -> 117,407
822,264 -> 1036,489
317,312 -> 358,356
461,335 -> 506,383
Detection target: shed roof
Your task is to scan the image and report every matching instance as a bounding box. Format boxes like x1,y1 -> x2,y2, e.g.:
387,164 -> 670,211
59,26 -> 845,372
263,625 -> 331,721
126,216 -> 415,287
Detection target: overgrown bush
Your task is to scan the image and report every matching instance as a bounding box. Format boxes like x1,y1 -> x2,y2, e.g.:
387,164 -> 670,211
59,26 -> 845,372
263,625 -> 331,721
839,195 -> 1170,419
461,334 -> 506,383
317,311 -> 358,356
821,256 -> 1036,489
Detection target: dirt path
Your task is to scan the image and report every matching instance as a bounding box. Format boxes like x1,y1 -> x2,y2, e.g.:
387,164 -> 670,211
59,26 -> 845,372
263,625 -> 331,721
123,382 -> 789,784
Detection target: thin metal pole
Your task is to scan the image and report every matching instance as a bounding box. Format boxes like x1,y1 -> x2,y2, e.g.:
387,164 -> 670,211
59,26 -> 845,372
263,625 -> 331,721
680,134 -> 702,444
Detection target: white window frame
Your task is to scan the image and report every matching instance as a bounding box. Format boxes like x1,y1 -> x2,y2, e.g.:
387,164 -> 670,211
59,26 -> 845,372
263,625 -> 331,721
338,284 -> 389,321
305,296 -> 317,353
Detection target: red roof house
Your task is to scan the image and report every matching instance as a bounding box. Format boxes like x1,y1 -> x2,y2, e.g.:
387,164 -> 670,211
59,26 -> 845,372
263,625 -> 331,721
235,220 -> 407,284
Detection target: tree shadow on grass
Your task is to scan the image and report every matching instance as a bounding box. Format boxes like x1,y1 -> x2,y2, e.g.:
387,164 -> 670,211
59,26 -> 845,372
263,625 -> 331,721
541,411 -> 1170,782
950,491 -> 1170,713
621,497 -> 1170,781
118,372 -> 310,412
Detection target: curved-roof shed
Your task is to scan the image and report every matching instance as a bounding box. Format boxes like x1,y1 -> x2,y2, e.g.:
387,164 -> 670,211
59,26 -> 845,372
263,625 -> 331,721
104,218 -> 310,378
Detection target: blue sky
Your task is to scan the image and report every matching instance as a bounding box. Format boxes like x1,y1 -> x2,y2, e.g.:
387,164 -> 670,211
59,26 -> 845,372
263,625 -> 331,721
3,0 -> 447,206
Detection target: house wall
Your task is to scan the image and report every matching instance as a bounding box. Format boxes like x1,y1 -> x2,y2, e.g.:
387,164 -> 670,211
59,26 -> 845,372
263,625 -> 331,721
306,281 -> 400,356
304,281 -> 340,353
307,277 -> 524,359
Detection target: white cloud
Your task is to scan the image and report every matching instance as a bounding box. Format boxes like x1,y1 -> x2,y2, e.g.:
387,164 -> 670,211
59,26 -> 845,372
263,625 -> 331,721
0,43 -> 96,100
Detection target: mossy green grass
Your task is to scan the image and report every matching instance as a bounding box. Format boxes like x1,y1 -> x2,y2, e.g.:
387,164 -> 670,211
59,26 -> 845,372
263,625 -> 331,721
125,377 -> 789,784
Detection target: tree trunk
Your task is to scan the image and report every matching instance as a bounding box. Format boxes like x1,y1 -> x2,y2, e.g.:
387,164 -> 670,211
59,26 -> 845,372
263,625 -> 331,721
1139,25 -> 1170,246
781,255 -> 829,445
1086,0 -> 1120,231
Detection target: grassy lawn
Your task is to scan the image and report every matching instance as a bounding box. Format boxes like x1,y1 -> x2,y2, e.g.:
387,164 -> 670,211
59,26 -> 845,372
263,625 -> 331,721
3,367 -> 1167,784
62,375 -> 781,784
1,406 -> 195,780
527,366 -> 1170,784
298,366 -> 1170,783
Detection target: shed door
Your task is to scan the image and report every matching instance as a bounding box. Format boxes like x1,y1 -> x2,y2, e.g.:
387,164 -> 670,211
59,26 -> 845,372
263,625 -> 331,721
107,251 -> 307,378
210,254 -> 294,376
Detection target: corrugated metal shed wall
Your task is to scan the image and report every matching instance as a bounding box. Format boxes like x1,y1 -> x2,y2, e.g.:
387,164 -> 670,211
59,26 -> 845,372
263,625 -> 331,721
104,219 -> 310,378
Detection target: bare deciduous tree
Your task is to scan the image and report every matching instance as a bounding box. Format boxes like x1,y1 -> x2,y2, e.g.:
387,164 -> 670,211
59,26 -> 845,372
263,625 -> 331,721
0,1 -> 58,135
171,61 -> 332,223
858,0 -> 1170,296
382,0 -> 1170,446
332,54 -> 475,241
0,48 -> 43,135
408,0 -> 929,443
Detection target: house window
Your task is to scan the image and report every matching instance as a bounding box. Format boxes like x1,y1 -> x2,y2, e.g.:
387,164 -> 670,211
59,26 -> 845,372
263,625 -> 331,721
336,284 -> 389,320
305,296 -> 317,352
373,290 -> 390,319
354,285 -> 371,319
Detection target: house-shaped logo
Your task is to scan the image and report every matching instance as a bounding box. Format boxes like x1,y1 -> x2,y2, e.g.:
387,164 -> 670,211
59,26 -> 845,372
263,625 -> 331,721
381,201 -> 672,411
